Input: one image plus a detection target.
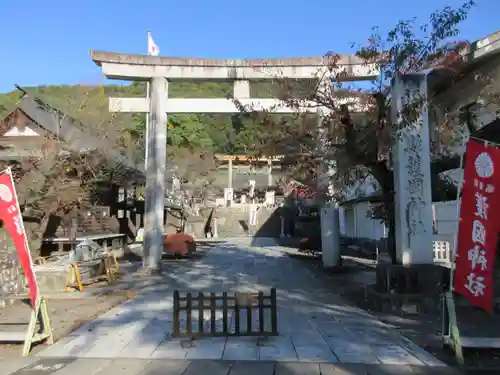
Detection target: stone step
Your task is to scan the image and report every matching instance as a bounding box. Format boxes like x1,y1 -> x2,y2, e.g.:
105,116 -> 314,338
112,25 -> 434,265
183,206 -> 279,238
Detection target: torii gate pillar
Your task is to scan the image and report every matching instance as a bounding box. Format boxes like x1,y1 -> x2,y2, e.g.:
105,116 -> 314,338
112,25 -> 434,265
143,77 -> 168,271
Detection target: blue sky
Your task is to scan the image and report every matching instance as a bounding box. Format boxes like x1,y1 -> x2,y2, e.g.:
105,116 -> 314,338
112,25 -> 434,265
0,0 -> 498,93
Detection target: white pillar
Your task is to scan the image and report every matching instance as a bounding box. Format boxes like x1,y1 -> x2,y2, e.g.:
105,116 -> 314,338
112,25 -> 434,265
228,158 -> 233,189
321,203 -> 341,268
213,218 -> 218,238
233,80 -> 250,98
143,77 -> 168,271
249,203 -> 258,226
391,72 -> 434,265
315,106 -> 341,268
249,180 -> 255,202
267,158 -> 273,186
338,206 -> 345,235
265,191 -> 275,206
224,188 -> 234,207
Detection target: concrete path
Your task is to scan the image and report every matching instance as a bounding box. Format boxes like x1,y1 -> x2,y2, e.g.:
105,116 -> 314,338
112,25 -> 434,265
3,357 -> 462,375
35,238 -> 449,368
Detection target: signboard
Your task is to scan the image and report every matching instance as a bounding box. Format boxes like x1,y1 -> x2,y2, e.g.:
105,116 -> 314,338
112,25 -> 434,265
454,139 -> 500,313
0,169 -> 39,308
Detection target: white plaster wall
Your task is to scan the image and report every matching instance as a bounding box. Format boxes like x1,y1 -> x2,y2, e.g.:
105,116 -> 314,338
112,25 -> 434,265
433,200 -> 459,236
338,206 -> 345,234
339,201 -> 386,240
342,207 -> 355,237
354,202 -> 385,240
3,125 -> 39,137
340,200 -> 459,240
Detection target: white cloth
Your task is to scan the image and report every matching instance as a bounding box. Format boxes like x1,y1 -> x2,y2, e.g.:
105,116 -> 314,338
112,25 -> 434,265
148,32 -> 160,56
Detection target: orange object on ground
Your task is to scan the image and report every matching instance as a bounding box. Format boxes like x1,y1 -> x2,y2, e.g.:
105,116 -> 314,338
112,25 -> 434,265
163,232 -> 196,256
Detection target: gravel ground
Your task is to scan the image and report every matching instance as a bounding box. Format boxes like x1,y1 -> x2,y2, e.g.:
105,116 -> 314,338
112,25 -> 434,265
0,291 -> 130,357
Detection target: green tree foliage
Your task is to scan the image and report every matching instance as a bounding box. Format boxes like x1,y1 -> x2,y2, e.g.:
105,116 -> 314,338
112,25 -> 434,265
0,81 -> 274,156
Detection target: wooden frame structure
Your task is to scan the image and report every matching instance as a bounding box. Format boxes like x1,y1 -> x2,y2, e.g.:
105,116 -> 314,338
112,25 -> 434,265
64,252 -> 119,292
172,288 -> 278,338
441,291 -> 500,366
0,296 -> 53,356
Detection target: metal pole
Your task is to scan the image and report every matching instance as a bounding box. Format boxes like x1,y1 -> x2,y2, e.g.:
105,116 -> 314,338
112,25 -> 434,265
144,81 -> 150,171
145,30 -> 151,171
448,151 -> 465,292
143,31 -> 151,258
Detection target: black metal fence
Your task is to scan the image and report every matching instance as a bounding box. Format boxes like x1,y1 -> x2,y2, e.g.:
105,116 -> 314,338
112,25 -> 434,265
172,288 -> 278,338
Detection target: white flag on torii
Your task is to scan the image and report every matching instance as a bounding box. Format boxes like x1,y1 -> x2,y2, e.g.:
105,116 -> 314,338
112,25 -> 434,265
147,31 -> 160,56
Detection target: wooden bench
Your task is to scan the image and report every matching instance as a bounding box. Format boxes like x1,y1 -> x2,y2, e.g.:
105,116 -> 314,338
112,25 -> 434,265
0,296 -> 53,356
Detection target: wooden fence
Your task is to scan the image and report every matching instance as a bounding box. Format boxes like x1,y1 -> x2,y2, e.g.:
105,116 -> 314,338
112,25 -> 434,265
172,289 -> 278,338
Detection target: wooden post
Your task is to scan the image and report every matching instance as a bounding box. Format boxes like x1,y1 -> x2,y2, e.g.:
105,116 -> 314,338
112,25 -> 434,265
270,288 -> 278,335
258,291 -> 265,334
186,292 -> 192,334
222,292 -> 228,333
198,292 -> 204,334
246,298 -> 252,334
234,294 -> 241,335
210,292 -> 216,335
173,290 -> 180,337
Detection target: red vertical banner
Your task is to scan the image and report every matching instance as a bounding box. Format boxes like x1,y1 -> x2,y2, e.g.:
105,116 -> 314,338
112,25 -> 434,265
0,169 -> 39,308
454,139 -> 500,313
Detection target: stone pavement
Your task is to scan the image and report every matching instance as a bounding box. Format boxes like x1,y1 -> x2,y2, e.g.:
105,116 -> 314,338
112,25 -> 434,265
32,238 -> 451,368
3,357 -> 462,375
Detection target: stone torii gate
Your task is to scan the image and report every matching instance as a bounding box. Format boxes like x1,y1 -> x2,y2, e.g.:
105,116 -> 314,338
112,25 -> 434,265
89,50 -> 377,271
